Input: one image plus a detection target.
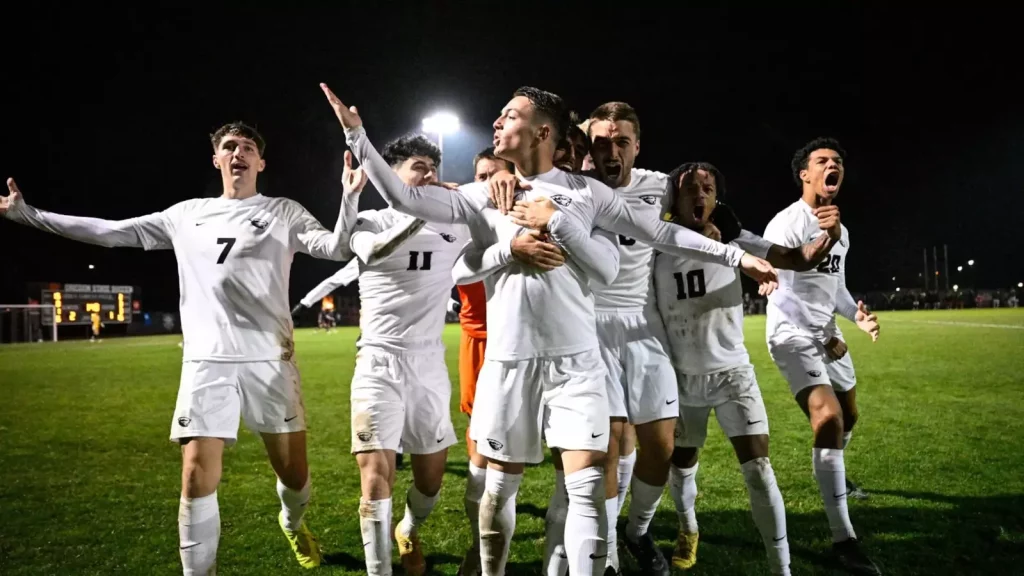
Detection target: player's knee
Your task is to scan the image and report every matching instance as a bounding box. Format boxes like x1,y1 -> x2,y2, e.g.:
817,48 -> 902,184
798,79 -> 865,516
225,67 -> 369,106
810,405 -> 844,439
181,451 -> 220,497
278,462 -> 309,491
672,446 -> 699,469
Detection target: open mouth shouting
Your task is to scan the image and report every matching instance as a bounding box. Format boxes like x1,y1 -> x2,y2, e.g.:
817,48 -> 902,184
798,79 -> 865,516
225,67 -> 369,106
823,170 -> 840,194
230,160 -> 249,175
603,162 -> 622,183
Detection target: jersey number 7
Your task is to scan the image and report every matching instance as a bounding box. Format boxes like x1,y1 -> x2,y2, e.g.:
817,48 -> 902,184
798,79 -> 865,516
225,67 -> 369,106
216,238 -> 237,264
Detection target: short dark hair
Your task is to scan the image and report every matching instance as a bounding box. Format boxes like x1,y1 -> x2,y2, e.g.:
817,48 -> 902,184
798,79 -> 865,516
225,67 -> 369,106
210,122 -> 266,156
473,147 -> 514,171
556,111 -> 590,156
676,161 -> 727,199
791,137 -> 846,185
513,86 -> 569,147
382,134 -> 441,168
588,101 -> 641,140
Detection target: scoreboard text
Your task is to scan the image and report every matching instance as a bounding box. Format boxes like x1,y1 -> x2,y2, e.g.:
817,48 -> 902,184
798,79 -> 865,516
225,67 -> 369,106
40,284 -> 138,326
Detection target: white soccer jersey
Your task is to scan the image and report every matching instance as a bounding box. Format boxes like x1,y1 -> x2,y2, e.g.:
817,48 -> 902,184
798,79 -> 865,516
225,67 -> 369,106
345,125 -> 746,361
593,168 -> 669,312
130,194 -> 342,362
655,230 -> 773,374
354,208 -> 469,351
763,200 -> 850,342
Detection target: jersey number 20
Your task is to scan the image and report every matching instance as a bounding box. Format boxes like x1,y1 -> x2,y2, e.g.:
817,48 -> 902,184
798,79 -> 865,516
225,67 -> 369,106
816,255 -> 841,274
673,270 -> 707,300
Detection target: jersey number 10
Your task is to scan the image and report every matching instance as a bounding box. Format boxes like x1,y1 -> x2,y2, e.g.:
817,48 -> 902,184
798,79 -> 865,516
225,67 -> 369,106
407,251 -> 433,271
673,270 -> 707,300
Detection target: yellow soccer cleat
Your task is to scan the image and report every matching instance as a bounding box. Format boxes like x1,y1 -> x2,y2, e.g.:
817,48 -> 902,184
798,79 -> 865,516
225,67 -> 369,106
278,511 -> 322,569
672,531 -> 699,570
394,524 -> 426,576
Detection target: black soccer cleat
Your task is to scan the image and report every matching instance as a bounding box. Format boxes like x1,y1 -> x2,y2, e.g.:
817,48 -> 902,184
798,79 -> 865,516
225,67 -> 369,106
833,538 -> 882,575
623,531 -> 669,576
846,478 -> 869,500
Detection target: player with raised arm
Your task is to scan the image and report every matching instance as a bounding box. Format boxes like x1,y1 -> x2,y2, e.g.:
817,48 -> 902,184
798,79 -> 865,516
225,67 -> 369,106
342,134 -> 471,576
763,138 -> 881,575
0,122 -> 354,574
322,82 -> 777,576
657,162 -> 838,575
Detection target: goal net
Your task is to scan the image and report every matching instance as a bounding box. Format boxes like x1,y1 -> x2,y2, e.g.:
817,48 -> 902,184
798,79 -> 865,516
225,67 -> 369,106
0,305 -> 58,344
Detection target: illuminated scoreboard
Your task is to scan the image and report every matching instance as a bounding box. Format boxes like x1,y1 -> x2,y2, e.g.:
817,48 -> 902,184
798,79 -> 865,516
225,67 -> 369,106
40,284 -> 140,326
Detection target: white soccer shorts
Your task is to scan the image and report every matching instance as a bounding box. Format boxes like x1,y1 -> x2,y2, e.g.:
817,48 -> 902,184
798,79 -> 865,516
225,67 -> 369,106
674,364 -> 769,448
470,348 -> 610,464
596,309 -> 679,425
170,360 -> 306,444
349,346 -> 456,455
768,334 -> 857,396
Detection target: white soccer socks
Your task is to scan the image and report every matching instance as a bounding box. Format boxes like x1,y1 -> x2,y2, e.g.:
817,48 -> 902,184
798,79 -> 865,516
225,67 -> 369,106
741,457 -> 791,575
669,463 -> 700,534
465,462 -> 488,544
625,476 -> 664,542
564,467 -> 608,576
179,492 -> 220,576
812,448 -> 857,542
398,484 -> 440,538
359,497 -> 393,576
544,470 -> 570,576
276,475 -> 311,531
616,450 -> 636,513
479,469 -> 521,576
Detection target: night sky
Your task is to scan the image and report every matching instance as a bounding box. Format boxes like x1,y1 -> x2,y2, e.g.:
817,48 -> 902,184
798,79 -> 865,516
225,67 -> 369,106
2,3 -> 1020,312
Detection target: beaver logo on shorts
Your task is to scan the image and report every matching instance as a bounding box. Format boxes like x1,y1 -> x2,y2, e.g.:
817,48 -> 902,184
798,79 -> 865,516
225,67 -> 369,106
356,431 -> 372,442
487,439 -> 504,451
551,194 -> 572,207
178,417 -> 191,427
640,194 -> 658,205
807,370 -> 822,378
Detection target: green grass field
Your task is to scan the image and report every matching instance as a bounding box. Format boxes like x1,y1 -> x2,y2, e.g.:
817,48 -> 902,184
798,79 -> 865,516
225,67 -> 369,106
1,309 -> 1022,575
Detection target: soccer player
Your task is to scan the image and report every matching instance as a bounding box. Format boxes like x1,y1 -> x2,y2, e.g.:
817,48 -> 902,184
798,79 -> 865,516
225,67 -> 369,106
657,162 -> 838,575
322,82 -> 778,576
341,133 -> 468,576
0,122 -> 355,574
763,137 -> 882,575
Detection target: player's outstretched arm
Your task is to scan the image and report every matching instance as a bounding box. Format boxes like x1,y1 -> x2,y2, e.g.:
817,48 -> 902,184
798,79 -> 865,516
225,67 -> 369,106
321,83 -> 482,224
299,259 -> 360,308
1,178 -> 161,249
451,241 -> 513,285
349,213 -> 427,266
543,203 -> 620,286
836,266 -> 879,341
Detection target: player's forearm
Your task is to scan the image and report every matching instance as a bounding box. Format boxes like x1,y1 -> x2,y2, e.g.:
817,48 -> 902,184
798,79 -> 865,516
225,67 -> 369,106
4,203 -> 144,248
548,212 -> 620,286
345,126 -> 469,224
768,234 -> 834,271
300,259 -> 360,307
638,218 -> 745,267
451,241 -> 513,285
349,217 -> 427,266
835,283 -> 858,323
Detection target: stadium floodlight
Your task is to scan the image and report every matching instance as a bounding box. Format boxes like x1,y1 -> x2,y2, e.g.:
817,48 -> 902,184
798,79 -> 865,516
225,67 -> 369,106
422,112 -> 460,180
968,259 -> 975,266
892,276 -> 896,281
896,287 -> 901,292
957,266 -> 963,272
88,264 -> 95,270
953,284 -> 959,291
1019,282 -> 1023,288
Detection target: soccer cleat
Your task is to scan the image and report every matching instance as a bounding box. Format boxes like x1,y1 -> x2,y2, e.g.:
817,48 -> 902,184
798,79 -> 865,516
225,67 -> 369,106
278,511 -> 322,569
395,524 -> 426,576
623,532 -> 669,576
833,538 -> 882,575
456,545 -> 481,576
846,478 -> 869,500
672,531 -> 699,570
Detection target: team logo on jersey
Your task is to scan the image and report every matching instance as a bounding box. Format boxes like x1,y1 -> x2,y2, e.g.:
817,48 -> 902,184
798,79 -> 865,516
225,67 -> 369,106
440,232 -> 457,243
250,217 -> 269,229
839,238 -> 847,247
356,431 -> 372,442
639,194 -> 658,205
487,439 -> 504,451
177,417 -> 191,427
807,370 -> 822,378
551,194 -> 572,207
